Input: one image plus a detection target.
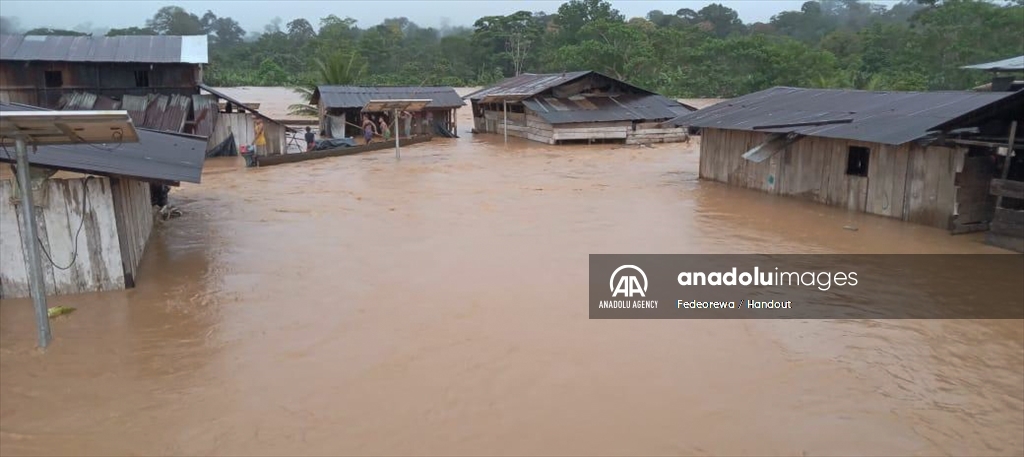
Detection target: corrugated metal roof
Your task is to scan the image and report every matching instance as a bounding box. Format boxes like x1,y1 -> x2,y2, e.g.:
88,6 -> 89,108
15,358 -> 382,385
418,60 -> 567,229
522,93 -> 692,124
199,84 -> 295,132
192,94 -> 218,137
0,102 -> 206,184
312,86 -> 465,109
0,34 -> 208,64
962,55 -> 1024,71
120,95 -> 150,127
668,86 -> 1022,145
465,71 -> 592,102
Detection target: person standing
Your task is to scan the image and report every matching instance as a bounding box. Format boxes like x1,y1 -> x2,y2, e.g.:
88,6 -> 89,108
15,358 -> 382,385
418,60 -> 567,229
379,115 -> 392,141
304,126 -> 316,152
401,111 -> 413,138
249,119 -> 266,167
362,114 -> 376,144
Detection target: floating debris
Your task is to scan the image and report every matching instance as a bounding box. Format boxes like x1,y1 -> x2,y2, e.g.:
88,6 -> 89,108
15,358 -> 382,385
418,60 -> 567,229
47,306 -> 76,318
843,225 -> 859,232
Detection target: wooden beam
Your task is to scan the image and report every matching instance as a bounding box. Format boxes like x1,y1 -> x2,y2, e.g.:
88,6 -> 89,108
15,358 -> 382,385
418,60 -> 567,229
990,178 -> 1024,199
995,120 -> 1018,208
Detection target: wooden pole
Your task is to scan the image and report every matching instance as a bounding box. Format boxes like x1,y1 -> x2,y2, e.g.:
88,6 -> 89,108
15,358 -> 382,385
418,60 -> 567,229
14,136 -> 52,349
503,100 -> 508,144
995,120 -> 1018,209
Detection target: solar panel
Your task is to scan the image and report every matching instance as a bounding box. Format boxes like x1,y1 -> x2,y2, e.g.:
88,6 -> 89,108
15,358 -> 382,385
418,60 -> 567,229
0,110 -> 139,146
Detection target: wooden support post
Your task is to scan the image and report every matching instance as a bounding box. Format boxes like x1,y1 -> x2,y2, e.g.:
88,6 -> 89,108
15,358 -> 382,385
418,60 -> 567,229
503,100 -> 508,144
996,120 -> 1018,209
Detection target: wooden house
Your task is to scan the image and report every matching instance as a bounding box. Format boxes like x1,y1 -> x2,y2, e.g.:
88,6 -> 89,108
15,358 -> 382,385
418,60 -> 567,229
669,86 -> 1024,251
0,102 -> 207,298
0,34 -> 206,109
465,71 -> 694,145
199,84 -> 294,157
310,86 -> 464,139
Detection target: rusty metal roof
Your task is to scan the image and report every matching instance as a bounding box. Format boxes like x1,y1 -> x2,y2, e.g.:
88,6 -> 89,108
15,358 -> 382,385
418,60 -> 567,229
668,86 -> 1023,145
0,102 -> 206,184
522,94 -> 692,124
312,86 -> 465,109
962,55 -> 1024,72
0,34 -> 208,64
465,72 -> 593,102
199,84 -> 296,132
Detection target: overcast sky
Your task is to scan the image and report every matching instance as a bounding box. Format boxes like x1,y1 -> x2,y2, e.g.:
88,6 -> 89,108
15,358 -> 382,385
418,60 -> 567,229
0,0 -> 903,34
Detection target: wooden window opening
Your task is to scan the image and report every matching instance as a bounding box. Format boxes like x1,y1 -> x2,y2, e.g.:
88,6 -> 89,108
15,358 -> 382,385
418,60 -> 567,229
44,70 -> 63,88
846,146 -> 870,177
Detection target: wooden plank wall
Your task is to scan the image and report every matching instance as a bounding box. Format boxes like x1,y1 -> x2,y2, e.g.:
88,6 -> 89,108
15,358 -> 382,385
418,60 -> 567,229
206,113 -> 286,156
482,110 -> 554,144
110,178 -> 154,287
626,124 -> 690,145
700,128 -> 963,229
0,177 -> 126,299
552,122 -> 630,141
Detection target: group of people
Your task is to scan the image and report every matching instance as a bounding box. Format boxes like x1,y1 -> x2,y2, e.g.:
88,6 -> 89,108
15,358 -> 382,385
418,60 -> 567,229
361,111 -> 420,144
298,110 -> 436,151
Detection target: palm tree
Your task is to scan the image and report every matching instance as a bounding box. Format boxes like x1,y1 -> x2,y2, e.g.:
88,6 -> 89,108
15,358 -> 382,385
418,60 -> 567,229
288,51 -> 369,117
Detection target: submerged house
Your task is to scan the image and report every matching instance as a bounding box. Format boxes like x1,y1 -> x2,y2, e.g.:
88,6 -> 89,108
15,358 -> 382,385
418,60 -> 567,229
0,102 -> 207,298
669,86 -> 1024,251
963,55 -> 1024,92
465,71 -> 694,145
199,84 -> 294,156
310,86 -> 464,139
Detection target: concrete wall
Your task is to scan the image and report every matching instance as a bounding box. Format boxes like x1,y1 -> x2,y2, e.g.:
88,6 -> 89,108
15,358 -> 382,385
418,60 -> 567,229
699,128 -> 977,230
110,178 -> 154,287
0,176 -> 129,298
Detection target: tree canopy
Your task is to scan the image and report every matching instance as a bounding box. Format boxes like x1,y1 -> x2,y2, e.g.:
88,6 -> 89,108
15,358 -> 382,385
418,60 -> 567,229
8,0 -> 1022,97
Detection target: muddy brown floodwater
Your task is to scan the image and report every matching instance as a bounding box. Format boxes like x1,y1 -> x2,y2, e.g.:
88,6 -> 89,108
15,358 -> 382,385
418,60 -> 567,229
1,108 -> 1022,456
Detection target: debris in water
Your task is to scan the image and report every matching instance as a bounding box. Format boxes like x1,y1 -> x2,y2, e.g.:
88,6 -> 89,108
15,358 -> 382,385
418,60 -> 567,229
843,225 -> 859,231
47,306 -> 76,318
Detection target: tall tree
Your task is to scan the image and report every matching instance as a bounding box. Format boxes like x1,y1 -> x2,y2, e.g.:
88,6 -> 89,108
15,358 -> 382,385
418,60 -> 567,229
147,6 -> 204,35
554,0 -> 624,42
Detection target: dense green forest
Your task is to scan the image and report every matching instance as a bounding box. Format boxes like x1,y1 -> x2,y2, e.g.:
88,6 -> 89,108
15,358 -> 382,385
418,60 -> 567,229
3,0 -> 1022,98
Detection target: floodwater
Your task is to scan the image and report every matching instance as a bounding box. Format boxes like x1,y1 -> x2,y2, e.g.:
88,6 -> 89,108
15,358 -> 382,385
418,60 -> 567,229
1,107 -> 1022,456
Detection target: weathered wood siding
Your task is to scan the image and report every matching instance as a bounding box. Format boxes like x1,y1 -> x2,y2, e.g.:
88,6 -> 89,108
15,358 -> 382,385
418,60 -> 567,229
0,62 -> 200,109
0,177 -> 126,298
626,123 -> 690,145
206,113 -> 286,156
481,110 -> 554,144
553,122 -> 630,141
110,178 -> 154,287
699,128 -> 966,229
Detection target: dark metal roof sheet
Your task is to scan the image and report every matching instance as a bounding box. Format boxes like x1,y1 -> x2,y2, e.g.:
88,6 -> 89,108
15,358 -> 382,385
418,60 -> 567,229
0,102 -> 206,184
199,84 -> 296,132
962,55 -> 1024,72
312,86 -> 465,109
668,86 -> 1022,145
0,34 -> 208,63
465,71 -> 593,101
522,93 -> 693,124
